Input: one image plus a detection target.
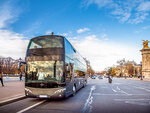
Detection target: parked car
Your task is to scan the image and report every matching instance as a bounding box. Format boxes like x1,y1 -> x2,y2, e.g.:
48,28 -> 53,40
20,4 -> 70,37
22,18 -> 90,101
91,76 -> 96,79
98,75 -> 103,79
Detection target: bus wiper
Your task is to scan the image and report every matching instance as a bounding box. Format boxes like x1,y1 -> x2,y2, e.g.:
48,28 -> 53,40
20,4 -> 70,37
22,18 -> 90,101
32,52 -> 40,56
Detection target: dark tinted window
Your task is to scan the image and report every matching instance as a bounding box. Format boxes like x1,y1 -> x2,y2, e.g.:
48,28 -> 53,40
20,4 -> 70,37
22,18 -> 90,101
28,36 -> 63,49
64,38 -> 86,72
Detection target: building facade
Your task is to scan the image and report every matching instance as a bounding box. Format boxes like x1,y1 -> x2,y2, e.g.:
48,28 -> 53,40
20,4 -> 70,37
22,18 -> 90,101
141,40 -> 150,78
141,49 -> 150,78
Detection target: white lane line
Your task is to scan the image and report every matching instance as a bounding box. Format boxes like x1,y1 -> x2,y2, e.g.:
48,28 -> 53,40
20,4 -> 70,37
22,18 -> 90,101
17,100 -> 46,113
82,85 -> 96,113
114,99 -> 150,106
115,86 -> 130,95
115,99 -> 150,101
0,94 -> 25,104
113,83 -> 122,85
125,83 -> 150,92
133,86 -> 150,92
93,93 -> 149,96
117,86 -> 120,91
120,90 -> 130,95
112,89 -> 117,92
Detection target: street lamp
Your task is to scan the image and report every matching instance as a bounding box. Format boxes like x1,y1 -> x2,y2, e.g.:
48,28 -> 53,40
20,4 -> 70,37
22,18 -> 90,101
140,63 -> 143,80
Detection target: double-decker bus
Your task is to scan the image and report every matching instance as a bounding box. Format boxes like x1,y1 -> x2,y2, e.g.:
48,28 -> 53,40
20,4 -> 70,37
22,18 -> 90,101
23,33 -> 87,99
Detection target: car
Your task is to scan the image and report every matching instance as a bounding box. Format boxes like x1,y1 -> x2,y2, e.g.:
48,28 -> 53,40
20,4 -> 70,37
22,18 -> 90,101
91,76 -> 96,79
98,75 -> 103,79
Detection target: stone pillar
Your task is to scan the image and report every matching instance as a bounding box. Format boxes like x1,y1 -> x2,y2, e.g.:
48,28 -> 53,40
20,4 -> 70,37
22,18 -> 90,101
141,48 -> 150,78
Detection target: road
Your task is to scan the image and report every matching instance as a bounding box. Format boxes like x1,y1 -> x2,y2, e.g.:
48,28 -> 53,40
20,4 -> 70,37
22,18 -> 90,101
0,78 -> 150,113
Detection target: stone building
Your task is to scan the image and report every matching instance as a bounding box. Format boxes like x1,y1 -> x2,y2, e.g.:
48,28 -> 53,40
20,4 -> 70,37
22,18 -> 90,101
141,40 -> 150,78
115,61 -> 142,77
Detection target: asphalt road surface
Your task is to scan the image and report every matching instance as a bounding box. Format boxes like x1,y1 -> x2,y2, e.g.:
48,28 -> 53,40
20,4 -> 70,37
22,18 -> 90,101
0,78 -> 150,113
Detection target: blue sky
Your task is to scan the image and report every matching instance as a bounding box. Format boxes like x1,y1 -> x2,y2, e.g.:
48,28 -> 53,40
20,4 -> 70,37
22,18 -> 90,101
0,0 -> 150,71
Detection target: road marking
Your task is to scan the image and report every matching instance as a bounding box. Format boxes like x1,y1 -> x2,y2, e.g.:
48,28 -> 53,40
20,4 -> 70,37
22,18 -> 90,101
117,86 -> 120,90
0,94 -> 25,104
133,86 -> 150,92
115,86 -> 130,95
17,100 -> 46,113
82,85 -> 96,113
125,83 -> 150,92
120,90 -> 130,95
113,83 -> 122,85
111,86 -> 129,95
114,99 -> 150,106
115,99 -> 150,101
101,86 -> 107,88
112,89 -> 117,92
93,93 -> 127,96
93,93 -> 149,96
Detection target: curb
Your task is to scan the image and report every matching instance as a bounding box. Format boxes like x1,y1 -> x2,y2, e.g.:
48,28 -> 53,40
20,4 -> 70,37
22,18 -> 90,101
120,78 -> 150,82
0,95 -> 26,106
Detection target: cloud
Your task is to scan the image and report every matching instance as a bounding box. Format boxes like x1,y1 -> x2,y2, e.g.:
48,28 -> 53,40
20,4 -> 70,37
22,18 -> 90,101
84,0 -> 150,24
86,0 -> 113,8
77,28 -> 90,33
23,21 -> 42,37
101,33 -> 109,40
68,35 -> 141,71
137,1 -> 150,11
101,33 -> 107,38
0,1 -> 28,59
128,12 -> 148,24
45,30 -> 52,35
59,33 -> 68,36
0,30 -> 29,59
0,1 -> 20,28
134,25 -> 150,33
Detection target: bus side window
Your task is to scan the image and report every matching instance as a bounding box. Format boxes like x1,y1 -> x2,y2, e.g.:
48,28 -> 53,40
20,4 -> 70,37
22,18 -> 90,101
70,63 -> 73,77
75,70 -> 85,78
65,63 -> 72,80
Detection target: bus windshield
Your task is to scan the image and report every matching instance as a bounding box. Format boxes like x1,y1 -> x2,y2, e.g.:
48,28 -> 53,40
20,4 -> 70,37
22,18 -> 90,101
26,61 -> 64,82
28,36 -> 63,49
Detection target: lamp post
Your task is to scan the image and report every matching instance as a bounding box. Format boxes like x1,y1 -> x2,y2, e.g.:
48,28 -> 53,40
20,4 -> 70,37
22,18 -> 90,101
141,63 -> 143,80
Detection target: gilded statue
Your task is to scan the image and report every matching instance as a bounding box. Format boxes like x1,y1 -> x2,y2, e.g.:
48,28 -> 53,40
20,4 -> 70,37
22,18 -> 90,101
142,40 -> 150,49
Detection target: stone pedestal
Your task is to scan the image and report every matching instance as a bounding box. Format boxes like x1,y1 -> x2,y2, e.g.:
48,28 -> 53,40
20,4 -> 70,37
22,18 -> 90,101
141,48 -> 150,78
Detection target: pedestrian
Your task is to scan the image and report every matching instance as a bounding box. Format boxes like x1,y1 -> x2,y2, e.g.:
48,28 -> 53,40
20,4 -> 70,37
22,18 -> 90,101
0,72 -> 4,86
108,75 -> 112,83
19,72 -> 23,81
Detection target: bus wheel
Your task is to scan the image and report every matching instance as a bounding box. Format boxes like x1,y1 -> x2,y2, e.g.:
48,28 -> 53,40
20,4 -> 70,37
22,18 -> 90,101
72,85 -> 76,96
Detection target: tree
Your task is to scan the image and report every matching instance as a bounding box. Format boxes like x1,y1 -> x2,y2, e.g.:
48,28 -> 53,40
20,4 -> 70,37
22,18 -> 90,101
117,59 -> 126,77
107,67 -> 112,75
0,56 -> 24,75
0,57 -> 4,74
111,67 -> 117,76
126,63 -> 134,76
87,66 -> 95,75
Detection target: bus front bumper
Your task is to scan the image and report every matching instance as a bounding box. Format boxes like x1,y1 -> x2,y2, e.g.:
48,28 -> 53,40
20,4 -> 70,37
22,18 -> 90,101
25,87 -> 66,99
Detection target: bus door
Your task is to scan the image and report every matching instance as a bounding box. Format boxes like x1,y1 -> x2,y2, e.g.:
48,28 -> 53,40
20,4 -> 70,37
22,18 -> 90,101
65,62 -> 74,95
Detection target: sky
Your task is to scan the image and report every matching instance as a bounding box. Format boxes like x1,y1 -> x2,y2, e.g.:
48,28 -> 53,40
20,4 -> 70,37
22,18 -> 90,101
0,0 -> 150,71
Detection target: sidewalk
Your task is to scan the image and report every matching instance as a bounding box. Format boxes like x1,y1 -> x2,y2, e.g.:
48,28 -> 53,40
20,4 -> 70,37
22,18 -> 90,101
3,77 -> 25,82
124,77 -> 150,82
0,81 -> 25,105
